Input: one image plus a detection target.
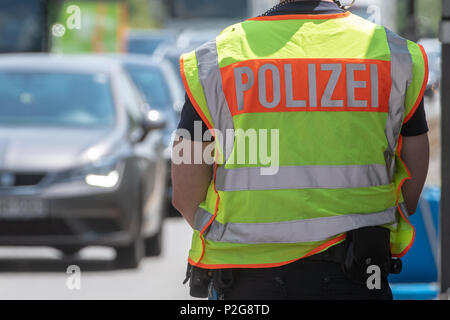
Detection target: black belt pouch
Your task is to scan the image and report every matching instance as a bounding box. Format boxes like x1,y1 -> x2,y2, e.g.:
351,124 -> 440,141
342,226 -> 391,284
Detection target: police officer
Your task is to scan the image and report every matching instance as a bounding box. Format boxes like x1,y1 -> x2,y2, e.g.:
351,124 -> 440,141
172,0 -> 429,300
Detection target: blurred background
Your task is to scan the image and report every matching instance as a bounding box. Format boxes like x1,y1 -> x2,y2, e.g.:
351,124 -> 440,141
0,0 -> 443,299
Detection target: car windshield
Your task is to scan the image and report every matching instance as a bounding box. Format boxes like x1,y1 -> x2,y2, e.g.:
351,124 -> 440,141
158,53 -> 185,90
125,64 -> 173,111
165,54 -> 181,72
128,38 -> 167,55
128,34 -> 171,54
0,71 -> 116,127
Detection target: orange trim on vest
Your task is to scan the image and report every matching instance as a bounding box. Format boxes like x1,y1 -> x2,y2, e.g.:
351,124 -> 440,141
391,135 -> 416,258
180,56 -> 221,265
195,158 -> 221,265
247,11 -> 351,21
403,44 -> 429,124
180,56 -> 215,131
221,58 -> 391,116
188,234 -> 347,270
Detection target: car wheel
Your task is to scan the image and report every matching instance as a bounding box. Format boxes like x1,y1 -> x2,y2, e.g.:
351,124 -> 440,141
145,226 -> 163,257
114,237 -> 144,269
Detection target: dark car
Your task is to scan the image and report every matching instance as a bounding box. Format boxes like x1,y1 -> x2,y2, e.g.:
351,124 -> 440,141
110,54 -> 184,216
0,54 -> 168,269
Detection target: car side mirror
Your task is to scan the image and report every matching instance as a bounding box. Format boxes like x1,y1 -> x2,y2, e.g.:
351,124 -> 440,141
142,110 -> 166,135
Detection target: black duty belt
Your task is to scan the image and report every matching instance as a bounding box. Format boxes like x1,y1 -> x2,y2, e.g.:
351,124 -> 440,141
305,240 -> 348,264
304,231 -> 402,275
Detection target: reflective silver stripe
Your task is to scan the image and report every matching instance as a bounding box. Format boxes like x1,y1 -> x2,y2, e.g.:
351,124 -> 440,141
196,40 -> 235,160
398,202 -> 411,222
385,28 -> 413,178
321,64 -> 344,107
194,206 -> 397,244
234,66 -> 254,111
285,64 -> 306,107
215,164 -> 390,191
308,64 -> 318,107
258,64 -> 281,108
371,64 -> 379,108
194,207 -> 215,231
347,64 -> 368,107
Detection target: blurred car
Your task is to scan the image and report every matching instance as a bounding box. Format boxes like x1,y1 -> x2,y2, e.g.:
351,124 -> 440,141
127,29 -> 177,56
0,54 -> 168,269
153,45 -> 185,90
109,54 -> 184,216
153,29 -> 221,90
175,29 -> 222,51
418,38 -> 441,98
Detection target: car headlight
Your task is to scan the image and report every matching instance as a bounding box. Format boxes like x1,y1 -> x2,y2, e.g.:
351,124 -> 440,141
53,156 -> 123,188
85,170 -> 119,188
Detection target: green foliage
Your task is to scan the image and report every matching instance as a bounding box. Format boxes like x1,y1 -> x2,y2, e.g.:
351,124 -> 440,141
396,0 -> 441,39
127,0 -> 158,29
415,0 -> 441,38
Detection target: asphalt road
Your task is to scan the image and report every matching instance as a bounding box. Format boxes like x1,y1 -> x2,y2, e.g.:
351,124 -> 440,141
0,217 -> 196,300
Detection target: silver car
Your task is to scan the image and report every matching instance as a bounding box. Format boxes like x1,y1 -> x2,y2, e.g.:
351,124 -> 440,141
111,55 -> 185,217
0,54 -> 168,269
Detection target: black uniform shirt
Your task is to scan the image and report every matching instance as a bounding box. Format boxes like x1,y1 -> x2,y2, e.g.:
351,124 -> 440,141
177,0 -> 429,140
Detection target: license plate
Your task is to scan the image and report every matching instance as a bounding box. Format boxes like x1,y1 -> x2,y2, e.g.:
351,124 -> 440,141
0,197 -> 48,219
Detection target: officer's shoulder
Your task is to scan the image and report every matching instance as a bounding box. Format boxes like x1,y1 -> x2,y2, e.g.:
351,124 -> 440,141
185,23 -> 242,54
217,22 -> 244,41
348,14 -> 423,50
345,13 -> 387,35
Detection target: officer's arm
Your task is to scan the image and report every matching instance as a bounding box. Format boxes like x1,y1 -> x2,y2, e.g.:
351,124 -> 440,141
400,132 -> 430,215
171,137 -> 214,228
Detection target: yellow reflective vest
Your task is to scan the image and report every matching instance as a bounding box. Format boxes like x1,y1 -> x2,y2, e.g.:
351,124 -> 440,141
180,11 -> 428,269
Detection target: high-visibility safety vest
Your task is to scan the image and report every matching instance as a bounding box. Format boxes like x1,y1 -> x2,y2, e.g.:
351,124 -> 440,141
180,11 -> 429,269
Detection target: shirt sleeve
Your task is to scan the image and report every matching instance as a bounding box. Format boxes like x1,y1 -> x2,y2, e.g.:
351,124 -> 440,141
177,93 -> 212,142
400,98 -> 429,137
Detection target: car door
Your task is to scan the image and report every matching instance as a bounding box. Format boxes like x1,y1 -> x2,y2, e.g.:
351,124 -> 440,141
117,71 -> 167,237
